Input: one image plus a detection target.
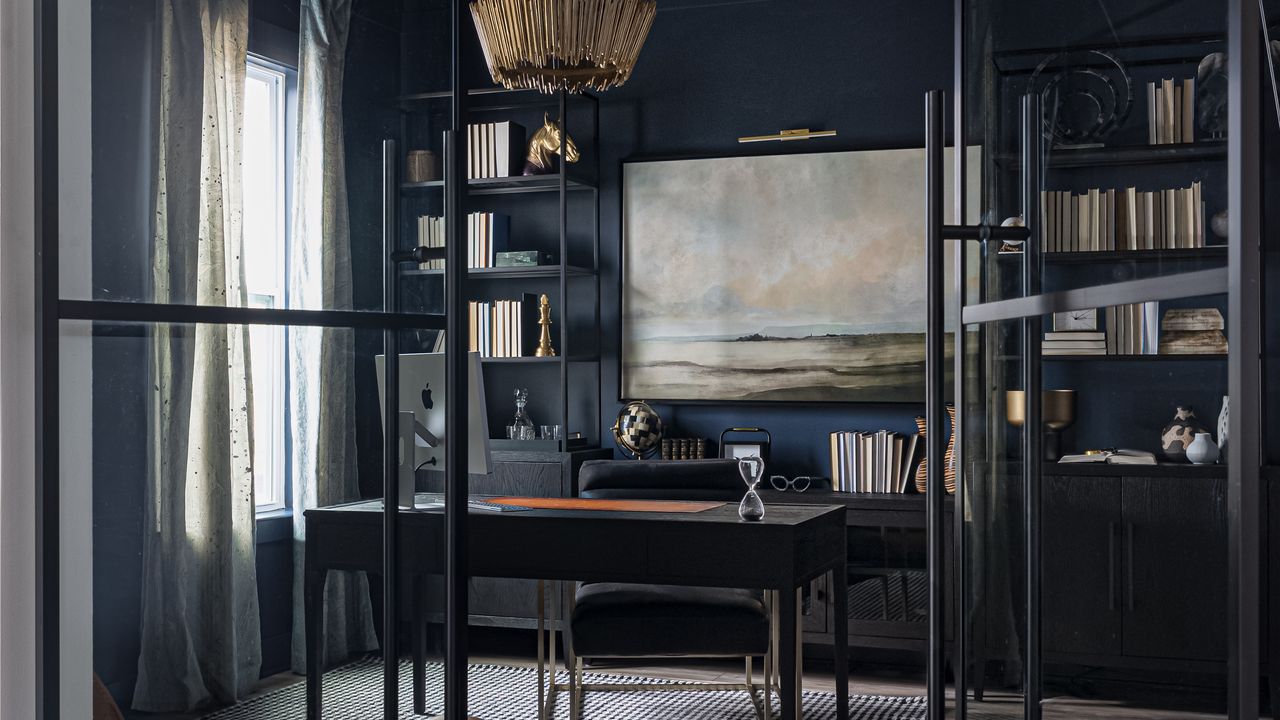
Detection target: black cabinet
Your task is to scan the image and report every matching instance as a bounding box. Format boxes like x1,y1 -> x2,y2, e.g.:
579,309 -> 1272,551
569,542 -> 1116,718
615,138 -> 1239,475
761,490 -> 953,656
1039,465 -> 1230,669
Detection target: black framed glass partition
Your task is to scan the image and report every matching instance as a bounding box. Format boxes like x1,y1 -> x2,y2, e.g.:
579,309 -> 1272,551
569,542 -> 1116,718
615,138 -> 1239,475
929,1 -> 1276,718
41,0 -> 475,717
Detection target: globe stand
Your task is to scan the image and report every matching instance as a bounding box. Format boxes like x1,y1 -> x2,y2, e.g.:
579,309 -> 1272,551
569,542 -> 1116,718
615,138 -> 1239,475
612,400 -> 665,460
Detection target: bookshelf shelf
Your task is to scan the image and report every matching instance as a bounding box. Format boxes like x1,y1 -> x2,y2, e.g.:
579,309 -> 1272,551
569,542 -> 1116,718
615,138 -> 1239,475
998,353 -> 1227,362
401,265 -> 595,280
481,354 -> 599,365
397,87 -> 598,113
997,246 -> 1228,265
996,141 -> 1226,169
400,173 -> 596,195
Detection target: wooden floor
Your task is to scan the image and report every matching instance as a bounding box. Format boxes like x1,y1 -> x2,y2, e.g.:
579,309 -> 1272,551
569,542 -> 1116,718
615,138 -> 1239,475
131,651 -> 1266,720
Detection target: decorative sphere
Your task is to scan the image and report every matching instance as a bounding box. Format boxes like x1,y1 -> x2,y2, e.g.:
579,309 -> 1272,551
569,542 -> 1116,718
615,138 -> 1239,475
613,401 -> 664,458
1211,210 -> 1229,240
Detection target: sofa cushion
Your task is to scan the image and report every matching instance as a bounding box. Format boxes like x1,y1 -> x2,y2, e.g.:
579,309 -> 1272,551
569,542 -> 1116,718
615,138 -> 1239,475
571,582 -> 770,658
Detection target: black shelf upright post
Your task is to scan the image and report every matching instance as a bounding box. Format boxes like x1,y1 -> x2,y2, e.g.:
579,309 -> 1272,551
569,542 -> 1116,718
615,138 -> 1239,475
1020,92 -> 1044,720
952,0 -> 969,711
1226,0 -> 1263,718
443,0 -> 470,716
558,89 -> 569,443
380,139 -> 401,720
924,89 -> 947,720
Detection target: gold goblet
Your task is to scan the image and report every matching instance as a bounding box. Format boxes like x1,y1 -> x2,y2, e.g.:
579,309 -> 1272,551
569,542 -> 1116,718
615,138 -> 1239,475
1006,390 -> 1077,460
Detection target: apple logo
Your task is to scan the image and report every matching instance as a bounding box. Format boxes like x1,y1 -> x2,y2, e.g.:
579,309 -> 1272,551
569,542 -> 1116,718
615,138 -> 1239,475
421,383 -> 434,410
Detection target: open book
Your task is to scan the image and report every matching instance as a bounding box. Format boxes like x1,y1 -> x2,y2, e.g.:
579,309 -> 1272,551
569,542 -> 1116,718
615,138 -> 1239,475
1058,449 -> 1157,466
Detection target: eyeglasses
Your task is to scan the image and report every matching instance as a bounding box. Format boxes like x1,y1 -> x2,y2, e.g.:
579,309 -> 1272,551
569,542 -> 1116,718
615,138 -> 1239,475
769,475 -> 814,493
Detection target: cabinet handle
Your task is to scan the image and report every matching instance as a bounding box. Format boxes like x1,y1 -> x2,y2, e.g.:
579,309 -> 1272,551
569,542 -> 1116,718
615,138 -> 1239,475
1107,522 -> 1117,612
1125,522 -> 1135,612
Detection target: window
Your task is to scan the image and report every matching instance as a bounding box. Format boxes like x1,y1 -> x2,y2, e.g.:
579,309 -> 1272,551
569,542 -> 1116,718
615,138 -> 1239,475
243,57 -> 291,513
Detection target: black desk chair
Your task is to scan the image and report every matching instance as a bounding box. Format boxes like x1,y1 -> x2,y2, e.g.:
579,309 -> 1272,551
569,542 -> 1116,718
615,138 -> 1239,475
559,459 -> 776,720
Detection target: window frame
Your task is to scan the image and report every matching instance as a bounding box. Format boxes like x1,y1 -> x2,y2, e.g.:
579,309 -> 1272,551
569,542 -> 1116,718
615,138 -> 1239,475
244,54 -> 296,516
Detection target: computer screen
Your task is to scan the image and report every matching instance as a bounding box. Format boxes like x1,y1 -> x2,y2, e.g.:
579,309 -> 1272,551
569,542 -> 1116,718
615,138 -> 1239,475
374,352 -> 493,477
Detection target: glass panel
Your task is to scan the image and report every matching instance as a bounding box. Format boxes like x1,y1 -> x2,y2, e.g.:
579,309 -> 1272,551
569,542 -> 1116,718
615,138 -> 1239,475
961,2 -> 1238,717
72,320 -> 477,717
81,2 -> 443,315
965,0 -> 1232,307
961,300 -> 1233,720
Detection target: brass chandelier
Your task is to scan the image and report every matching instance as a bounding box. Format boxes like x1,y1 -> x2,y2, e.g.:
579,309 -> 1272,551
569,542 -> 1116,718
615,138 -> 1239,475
470,0 -> 658,94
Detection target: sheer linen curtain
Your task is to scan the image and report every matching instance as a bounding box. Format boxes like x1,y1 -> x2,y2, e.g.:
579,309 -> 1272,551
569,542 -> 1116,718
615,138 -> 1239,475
134,0 -> 261,712
289,0 -> 379,673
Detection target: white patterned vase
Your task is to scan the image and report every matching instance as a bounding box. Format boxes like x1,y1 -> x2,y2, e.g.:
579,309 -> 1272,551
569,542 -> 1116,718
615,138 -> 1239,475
1217,395 -> 1229,459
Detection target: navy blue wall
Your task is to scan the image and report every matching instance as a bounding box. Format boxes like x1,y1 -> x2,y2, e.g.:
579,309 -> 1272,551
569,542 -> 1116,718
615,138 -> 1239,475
592,0 -> 956,477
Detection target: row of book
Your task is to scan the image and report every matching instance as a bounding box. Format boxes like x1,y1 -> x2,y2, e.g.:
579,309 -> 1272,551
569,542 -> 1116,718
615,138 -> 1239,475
660,438 -> 708,460
466,121 -> 525,179
415,212 -> 512,270
1147,78 -> 1197,145
1039,182 -> 1205,253
467,295 -> 538,358
829,430 -> 920,494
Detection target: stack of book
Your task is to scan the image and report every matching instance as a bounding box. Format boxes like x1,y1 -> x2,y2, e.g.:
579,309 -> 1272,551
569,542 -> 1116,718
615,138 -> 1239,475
1160,308 -> 1228,354
467,121 -> 525,179
829,430 -> 920,494
415,212 -> 512,270
1040,182 -> 1205,253
416,215 -> 446,269
1105,302 -> 1160,355
1043,330 -> 1105,356
467,294 -> 537,358
1147,78 -> 1195,145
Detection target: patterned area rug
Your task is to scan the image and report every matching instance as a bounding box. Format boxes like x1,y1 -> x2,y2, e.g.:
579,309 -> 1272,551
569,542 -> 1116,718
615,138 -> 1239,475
200,657 -> 928,719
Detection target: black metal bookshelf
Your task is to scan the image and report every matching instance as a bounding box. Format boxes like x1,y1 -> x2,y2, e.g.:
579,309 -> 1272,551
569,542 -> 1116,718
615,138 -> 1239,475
389,86 -> 602,449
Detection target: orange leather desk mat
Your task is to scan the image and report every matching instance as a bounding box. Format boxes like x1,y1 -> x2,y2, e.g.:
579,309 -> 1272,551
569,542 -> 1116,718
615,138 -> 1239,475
486,497 -> 725,513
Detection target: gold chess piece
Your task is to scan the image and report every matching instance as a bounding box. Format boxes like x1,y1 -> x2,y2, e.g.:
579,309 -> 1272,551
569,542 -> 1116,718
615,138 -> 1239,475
535,294 -> 556,357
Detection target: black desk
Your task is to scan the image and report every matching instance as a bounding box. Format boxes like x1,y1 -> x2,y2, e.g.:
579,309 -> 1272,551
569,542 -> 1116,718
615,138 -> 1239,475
305,495 -> 849,720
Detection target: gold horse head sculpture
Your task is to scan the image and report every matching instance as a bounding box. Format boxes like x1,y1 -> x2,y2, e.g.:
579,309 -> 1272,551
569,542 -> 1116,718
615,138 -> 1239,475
524,113 -> 580,175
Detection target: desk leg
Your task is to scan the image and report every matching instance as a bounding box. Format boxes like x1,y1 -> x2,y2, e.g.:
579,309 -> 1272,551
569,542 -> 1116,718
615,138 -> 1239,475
778,587 -> 798,720
413,575 -> 427,715
832,567 -> 848,720
305,568 -> 326,720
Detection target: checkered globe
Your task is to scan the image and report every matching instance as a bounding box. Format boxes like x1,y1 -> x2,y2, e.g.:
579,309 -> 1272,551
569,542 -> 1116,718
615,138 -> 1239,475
613,401 -> 664,459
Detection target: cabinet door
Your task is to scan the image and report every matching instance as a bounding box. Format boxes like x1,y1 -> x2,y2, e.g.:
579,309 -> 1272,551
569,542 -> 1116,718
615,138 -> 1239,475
1122,476 -> 1227,661
1043,474 -> 1122,656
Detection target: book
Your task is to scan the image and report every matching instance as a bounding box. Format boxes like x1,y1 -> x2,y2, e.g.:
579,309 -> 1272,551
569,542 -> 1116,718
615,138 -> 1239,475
1160,330 -> 1228,354
1059,448 -> 1157,465
1042,340 -> 1107,350
1162,308 -> 1224,331
1044,331 -> 1105,341
1044,347 -> 1107,356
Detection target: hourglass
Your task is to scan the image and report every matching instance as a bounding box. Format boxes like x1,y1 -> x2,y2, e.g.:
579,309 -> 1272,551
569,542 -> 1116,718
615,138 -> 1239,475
737,455 -> 766,522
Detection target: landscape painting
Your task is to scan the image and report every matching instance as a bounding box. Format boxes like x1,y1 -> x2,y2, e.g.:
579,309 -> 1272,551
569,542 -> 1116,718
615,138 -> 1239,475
621,146 -> 979,403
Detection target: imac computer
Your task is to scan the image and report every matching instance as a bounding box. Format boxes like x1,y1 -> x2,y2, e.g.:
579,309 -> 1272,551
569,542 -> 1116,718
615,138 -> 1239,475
375,352 -> 493,507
